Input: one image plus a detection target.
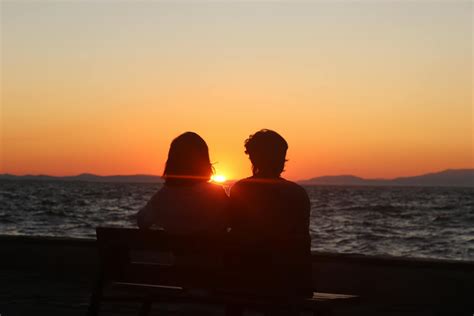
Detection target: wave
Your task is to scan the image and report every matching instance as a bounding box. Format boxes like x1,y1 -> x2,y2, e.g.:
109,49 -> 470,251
0,181 -> 472,261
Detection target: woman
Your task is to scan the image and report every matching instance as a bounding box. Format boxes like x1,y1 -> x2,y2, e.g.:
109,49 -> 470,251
137,132 -> 229,234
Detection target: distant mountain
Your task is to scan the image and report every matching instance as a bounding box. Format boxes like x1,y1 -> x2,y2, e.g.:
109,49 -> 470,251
299,175 -> 371,186
299,169 -> 474,187
2,169 -> 473,187
390,169 -> 474,187
0,173 -> 163,184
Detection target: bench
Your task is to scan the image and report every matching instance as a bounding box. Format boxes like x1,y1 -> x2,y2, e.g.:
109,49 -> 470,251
88,227 -> 359,315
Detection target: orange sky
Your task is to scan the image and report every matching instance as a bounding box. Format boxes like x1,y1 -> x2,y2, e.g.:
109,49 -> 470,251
1,2 -> 472,180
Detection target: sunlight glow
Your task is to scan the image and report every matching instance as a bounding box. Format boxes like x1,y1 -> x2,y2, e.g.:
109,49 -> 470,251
211,174 -> 227,183
2,2 -> 472,179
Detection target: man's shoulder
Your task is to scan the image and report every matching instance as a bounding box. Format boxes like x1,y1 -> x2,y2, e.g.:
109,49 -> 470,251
281,178 -> 304,188
232,177 -> 254,187
281,179 -> 309,196
229,177 -> 253,195
231,177 -> 307,195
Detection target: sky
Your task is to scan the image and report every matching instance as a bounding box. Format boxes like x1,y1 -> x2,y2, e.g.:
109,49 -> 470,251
1,0 -> 472,180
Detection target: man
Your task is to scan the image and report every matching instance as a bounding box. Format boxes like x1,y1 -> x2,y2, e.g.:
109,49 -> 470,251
229,129 -> 312,303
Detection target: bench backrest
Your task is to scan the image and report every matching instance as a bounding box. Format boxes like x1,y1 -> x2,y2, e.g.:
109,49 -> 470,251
96,227 -> 312,294
96,227 -> 226,289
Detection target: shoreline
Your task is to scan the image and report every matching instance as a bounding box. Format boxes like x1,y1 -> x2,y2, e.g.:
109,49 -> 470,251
1,233 -> 473,265
1,233 -> 472,263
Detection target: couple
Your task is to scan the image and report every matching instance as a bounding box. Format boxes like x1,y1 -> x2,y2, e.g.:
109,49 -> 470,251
137,129 -> 311,297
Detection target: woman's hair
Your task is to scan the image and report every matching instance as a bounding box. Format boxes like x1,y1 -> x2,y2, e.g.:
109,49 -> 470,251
163,132 -> 214,185
244,129 -> 288,177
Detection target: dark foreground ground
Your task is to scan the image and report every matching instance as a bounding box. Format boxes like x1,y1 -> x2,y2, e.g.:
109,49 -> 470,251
0,235 -> 473,316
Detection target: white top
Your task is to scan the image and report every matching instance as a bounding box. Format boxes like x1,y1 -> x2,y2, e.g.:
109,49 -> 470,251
137,182 -> 229,234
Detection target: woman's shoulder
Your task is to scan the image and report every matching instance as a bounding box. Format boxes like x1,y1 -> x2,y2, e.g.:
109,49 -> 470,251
164,181 -> 227,194
205,181 -> 227,191
195,182 -> 229,198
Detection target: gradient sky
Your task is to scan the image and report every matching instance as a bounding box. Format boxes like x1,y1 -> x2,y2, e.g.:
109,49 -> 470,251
1,1 -> 472,180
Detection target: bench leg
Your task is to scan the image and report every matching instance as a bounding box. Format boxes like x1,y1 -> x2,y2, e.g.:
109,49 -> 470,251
138,300 -> 152,316
87,293 -> 101,316
313,310 -> 333,316
225,305 -> 244,316
263,308 -> 301,316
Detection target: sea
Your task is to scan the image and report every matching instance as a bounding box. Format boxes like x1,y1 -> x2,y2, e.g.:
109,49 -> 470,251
0,180 -> 473,261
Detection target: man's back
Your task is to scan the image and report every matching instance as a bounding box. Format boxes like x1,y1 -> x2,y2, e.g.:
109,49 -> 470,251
229,176 -> 312,296
230,177 -> 310,242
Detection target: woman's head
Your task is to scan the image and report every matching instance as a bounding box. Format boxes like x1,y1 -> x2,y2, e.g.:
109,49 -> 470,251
163,132 -> 213,185
244,129 -> 288,178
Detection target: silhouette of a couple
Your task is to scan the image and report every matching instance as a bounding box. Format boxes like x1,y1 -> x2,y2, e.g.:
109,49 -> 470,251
137,129 -> 311,300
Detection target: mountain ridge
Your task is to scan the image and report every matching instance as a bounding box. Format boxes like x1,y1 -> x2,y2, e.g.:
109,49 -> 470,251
0,169 -> 473,186
299,169 -> 474,187
0,173 -> 164,184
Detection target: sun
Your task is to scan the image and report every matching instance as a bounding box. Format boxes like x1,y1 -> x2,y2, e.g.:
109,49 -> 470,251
211,174 -> 227,183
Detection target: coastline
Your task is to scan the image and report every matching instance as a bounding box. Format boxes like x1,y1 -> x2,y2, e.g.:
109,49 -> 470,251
1,235 -> 473,315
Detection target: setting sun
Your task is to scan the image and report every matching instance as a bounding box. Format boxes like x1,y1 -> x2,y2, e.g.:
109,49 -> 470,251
211,175 -> 227,183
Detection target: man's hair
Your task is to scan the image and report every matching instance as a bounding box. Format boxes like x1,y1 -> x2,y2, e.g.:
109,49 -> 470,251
244,129 -> 288,177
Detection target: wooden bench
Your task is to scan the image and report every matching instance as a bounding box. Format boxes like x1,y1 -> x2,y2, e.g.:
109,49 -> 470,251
88,227 -> 359,316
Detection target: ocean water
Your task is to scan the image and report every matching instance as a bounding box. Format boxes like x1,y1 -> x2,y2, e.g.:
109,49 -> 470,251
0,180 -> 473,261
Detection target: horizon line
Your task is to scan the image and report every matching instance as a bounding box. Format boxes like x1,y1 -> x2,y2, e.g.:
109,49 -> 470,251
1,167 -> 473,182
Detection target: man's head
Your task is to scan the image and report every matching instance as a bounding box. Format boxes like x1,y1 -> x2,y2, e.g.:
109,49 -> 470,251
244,129 -> 288,178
